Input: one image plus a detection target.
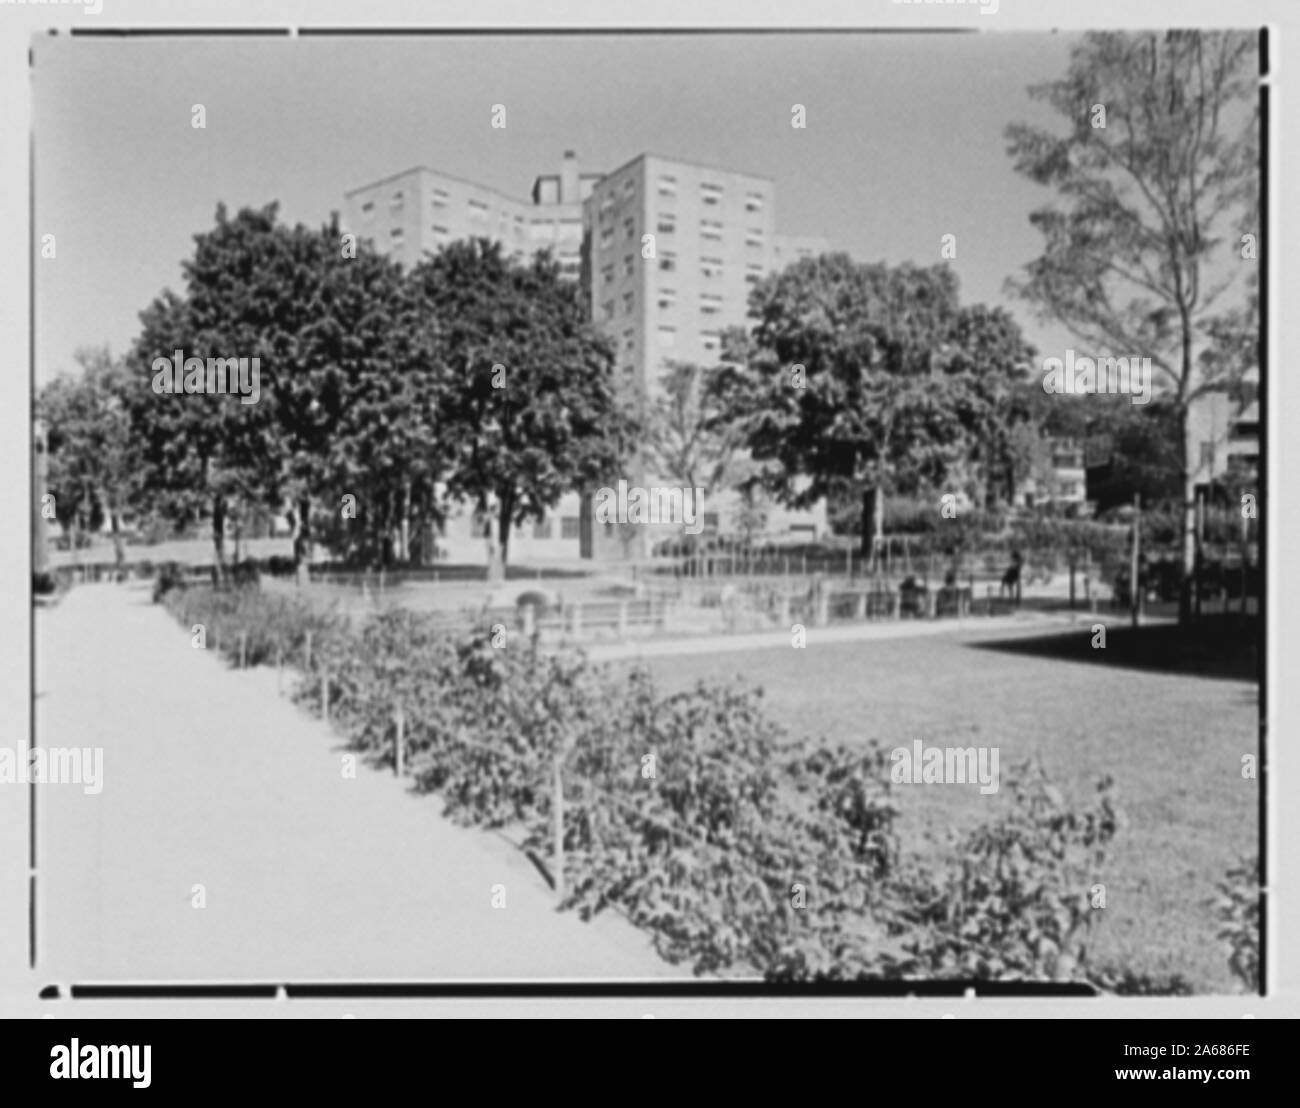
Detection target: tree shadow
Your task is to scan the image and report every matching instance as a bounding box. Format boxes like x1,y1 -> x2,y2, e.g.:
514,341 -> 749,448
967,614 -> 1260,682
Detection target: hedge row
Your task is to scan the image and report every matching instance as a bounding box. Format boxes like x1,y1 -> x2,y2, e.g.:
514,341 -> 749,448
160,579 -> 1160,986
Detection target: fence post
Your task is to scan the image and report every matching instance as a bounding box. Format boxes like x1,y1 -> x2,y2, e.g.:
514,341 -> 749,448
521,602 -> 536,639
570,603 -> 583,637
854,591 -> 867,621
239,631 -> 247,670
552,757 -> 565,902
394,707 -> 404,777
277,646 -> 283,694
617,601 -> 628,638
815,583 -> 829,627
321,672 -> 329,721
304,630 -> 313,672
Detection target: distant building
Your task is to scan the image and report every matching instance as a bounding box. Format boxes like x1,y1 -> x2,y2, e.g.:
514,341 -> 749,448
33,421 -> 50,576
1015,436 -> 1090,514
344,151 -> 830,563
1187,367 -> 1259,492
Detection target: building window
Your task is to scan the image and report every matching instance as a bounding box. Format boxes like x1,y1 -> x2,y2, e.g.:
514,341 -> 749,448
622,291 -> 634,314
659,251 -> 677,273
746,263 -> 765,283
534,517 -> 553,540
468,198 -> 489,220
700,293 -> 723,316
658,325 -> 676,348
744,192 -> 764,213
701,257 -> 724,279
1200,441 -> 1216,469
622,328 -> 636,353
560,256 -> 581,278
658,289 -> 677,310
601,263 -> 615,285
701,330 -> 721,353
599,196 -> 616,219
432,188 -> 449,207
657,215 -> 676,236
390,191 -> 404,212
700,182 -> 724,205
622,178 -> 637,198
623,254 -> 635,278
658,175 -> 677,196
390,227 -> 404,240
432,223 -> 449,236
602,300 -> 615,323
623,216 -> 636,240
561,516 -> 581,540
745,228 -> 765,247
700,219 -> 723,240
360,200 -> 374,218
600,226 -> 614,249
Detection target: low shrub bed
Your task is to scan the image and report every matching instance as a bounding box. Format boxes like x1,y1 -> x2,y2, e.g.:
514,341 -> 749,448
160,586 -> 1241,988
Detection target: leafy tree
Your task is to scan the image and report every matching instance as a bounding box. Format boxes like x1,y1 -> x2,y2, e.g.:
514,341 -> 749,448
409,239 -> 637,577
939,305 -> 1037,508
1005,30 -> 1259,619
642,359 -> 754,545
645,360 -> 749,498
37,346 -> 139,571
126,204 -> 444,579
711,255 -> 1026,568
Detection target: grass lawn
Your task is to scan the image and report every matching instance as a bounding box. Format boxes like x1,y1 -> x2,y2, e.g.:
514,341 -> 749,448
627,619 -> 1258,993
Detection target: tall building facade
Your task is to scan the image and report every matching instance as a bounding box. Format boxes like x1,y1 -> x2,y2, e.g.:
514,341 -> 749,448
343,151 -> 828,563
343,151 -> 600,278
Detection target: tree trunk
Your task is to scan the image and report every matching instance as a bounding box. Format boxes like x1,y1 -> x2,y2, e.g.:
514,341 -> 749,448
212,494 -> 227,586
294,495 -> 312,587
860,488 -> 873,560
110,507 -> 125,575
494,494 -> 514,581
1178,404 -> 1196,624
399,480 -> 412,564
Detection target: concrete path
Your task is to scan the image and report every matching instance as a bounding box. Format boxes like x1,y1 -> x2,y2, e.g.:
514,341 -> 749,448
33,583 -> 680,983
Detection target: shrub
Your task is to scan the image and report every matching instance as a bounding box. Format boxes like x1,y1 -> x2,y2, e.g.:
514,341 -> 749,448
1215,854 -> 1260,993
157,585 -> 1132,986
152,561 -> 188,603
884,765 -> 1121,982
1089,965 -> 1195,996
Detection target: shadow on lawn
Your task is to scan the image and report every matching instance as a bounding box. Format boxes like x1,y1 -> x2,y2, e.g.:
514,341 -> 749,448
967,613 -> 1259,682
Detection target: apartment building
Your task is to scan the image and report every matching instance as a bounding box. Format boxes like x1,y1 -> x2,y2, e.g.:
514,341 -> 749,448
1187,366 -> 1260,491
582,153 -> 829,557
343,151 -> 829,563
343,151 -> 600,277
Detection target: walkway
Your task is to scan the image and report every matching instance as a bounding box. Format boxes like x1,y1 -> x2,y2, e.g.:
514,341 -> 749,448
32,584 -> 678,983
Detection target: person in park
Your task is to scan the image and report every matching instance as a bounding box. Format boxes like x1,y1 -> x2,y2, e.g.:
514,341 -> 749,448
1002,550 -> 1023,606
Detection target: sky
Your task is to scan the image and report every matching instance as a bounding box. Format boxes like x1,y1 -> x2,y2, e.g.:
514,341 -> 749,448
32,30 -> 1095,383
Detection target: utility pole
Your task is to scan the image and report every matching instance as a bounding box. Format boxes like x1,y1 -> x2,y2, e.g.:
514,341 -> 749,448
1194,487 -> 1205,621
1130,493 -> 1141,629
